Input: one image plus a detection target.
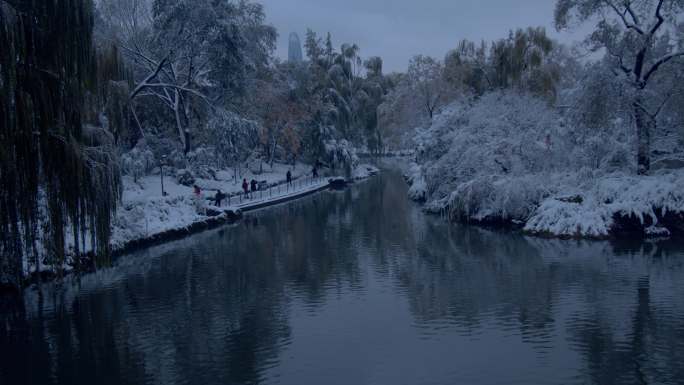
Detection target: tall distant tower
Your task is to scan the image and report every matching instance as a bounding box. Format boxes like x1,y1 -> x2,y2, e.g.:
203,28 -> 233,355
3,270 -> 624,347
288,32 -> 303,63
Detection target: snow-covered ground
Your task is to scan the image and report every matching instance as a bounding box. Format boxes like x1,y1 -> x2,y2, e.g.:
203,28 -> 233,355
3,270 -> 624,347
112,162 -> 378,251
22,162 -> 379,279
113,162 -> 312,248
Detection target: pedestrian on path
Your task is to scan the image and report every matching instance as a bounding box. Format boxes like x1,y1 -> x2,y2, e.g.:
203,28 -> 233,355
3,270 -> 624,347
242,179 -> 249,199
214,190 -> 225,207
250,179 -> 257,194
287,170 -> 292,186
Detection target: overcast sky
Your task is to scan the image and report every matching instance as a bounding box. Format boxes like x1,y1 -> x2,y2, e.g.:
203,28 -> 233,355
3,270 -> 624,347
259,0 -> 587,72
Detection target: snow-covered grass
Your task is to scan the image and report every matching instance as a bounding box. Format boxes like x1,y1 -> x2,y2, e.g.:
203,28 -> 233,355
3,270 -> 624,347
111,162 -> 378,251
113,162 -> 320,249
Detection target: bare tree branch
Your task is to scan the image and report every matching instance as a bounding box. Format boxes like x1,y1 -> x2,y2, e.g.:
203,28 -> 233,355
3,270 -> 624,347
129,56 -> 168,100
129,105 -> 145,138
139,83 -> 217,108
624,1 -> 640,26
604,0 -> 644,34
608,51 -> 632,75
648,0 -> 665,37
643,51 -> 684,84
652,91 -> 678,118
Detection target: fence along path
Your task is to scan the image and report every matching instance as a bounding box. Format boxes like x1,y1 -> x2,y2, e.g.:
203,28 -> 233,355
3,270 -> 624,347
229,176 -> 333,212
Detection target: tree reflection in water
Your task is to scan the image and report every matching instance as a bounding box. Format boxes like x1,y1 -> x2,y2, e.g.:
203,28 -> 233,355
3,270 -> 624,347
2,168 -> 684,385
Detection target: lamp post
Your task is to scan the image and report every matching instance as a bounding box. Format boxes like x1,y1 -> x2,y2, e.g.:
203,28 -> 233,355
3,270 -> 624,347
160,155 -> 168,197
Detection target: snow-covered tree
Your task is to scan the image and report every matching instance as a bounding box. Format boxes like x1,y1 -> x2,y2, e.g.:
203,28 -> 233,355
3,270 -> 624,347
378,74 -> 425,150
489,27 -> 556,92
407,55 -> 448,120
444,40 -> 490,96
555,0 -> 684,174
121,141 -> 156,183
259,83 -> 306,168
98,0 -> 275,155
204,110 -> 259,171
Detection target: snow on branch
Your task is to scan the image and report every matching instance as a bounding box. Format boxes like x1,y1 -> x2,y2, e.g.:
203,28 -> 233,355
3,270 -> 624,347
643,51 -> 684,85
605,0 -> 644,35
129,55 -> 169,100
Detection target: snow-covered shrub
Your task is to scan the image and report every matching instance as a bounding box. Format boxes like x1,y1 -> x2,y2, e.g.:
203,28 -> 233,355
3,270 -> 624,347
186,147 -> 218,180
416,91 -> 567,207
324,139 -> 359,177
176,169 -> 196,186
167,150 -> 188,170
524,197 -> 613,238
352,164 -> 380,180
405,163 -> 427,202
193,166 -> 217,180
202,109 -> 259,168
409,88 -> 684,237
187,147 -> 217,168
143,136 -> 186,170
524,170 -> 684,237
121,140 -> 156,181
448,175 -> 551,224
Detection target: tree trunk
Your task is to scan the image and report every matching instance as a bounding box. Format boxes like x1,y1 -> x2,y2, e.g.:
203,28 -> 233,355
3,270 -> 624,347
184,129 -> 191,155
269,134 -> 278,169
130,105 -> 145,140
174,97 -> 186,153
634,95 -> 651,175
182,96 -> 192,154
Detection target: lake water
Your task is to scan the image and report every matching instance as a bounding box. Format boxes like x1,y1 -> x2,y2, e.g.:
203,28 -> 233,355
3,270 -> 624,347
2,168 -> 684,385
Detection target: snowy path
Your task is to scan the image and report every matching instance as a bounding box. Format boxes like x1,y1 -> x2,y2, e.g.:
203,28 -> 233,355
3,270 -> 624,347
113,179 -> 328,251
109,175 -> 338,258
113,163 -> 321,250
230,177 -> 331,212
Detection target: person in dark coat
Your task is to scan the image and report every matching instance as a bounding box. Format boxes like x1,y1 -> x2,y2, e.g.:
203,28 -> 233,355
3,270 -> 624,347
250,179 -> 257,193
312,166 -> 319,178
214,190 -> 225,207
242,179 -> 249,198
286,170 -> 292,186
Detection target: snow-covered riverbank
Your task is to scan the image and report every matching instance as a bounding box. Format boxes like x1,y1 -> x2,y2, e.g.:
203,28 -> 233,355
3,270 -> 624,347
407,164 -> 684,239
404,92 -> 684,240
113,162 -> 378,251
21,162 -> 379,284
113,162 -> 310,250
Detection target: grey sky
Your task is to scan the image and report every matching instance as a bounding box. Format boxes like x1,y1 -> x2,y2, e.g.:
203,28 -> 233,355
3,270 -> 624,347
259,0 -> 586,73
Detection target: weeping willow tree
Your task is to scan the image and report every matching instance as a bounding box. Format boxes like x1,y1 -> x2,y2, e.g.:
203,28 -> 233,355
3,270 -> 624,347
0,0 -> 122,287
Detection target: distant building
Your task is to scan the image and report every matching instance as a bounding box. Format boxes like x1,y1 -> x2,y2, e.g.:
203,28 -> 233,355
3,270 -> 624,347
288,32 -> 303,63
